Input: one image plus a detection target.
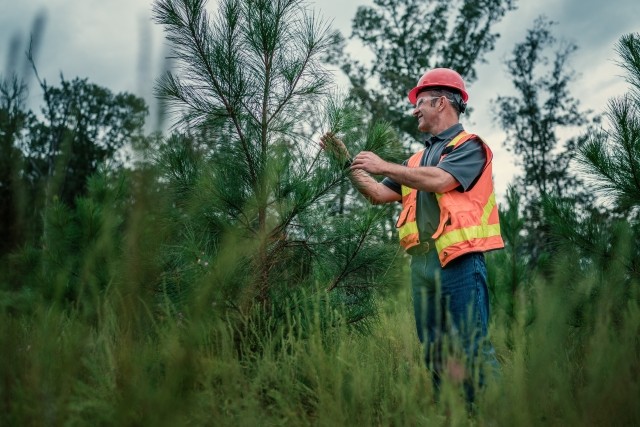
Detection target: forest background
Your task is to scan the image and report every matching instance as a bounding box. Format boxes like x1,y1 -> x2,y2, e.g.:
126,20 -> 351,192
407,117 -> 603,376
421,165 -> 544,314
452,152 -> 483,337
1,0 -> 639,425
3,0 -> 639,198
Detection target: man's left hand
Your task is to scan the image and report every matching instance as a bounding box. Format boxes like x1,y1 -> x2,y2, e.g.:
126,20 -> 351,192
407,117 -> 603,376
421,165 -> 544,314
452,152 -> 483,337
351,151 -> 389,175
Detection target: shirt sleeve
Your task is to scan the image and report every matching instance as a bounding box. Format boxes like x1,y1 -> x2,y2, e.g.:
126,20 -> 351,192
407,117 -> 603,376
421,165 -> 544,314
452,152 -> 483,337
381,159 -> 408,194
381,177 -> 402,194
436,138 -> 486,191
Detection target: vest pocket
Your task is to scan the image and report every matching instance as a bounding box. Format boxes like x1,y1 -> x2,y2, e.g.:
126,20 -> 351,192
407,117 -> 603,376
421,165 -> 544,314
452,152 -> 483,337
432,209 -> 450,240
436,210 -> 478,242
396,205 -> 413,228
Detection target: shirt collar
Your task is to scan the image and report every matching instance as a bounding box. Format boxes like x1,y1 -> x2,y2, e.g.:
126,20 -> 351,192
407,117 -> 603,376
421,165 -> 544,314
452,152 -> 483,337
424,123 -> 464,146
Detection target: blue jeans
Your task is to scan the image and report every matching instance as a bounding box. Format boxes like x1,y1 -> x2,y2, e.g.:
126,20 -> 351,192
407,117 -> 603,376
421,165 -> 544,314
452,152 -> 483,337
410,250 -> 498,402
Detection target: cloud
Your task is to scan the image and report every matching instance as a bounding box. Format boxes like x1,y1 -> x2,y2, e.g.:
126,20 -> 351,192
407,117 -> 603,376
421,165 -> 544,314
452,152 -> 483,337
1,0 -> 165,113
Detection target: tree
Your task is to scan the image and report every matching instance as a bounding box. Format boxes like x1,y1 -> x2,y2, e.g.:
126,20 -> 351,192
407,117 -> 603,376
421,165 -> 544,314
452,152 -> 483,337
0,74 -> 152,311
494,17 -> 596,264
0,75 -> 30,255
23,75 -> 148,207
329,0 -> 515,144
152,0 -> 402,326
322,0 -> 516,242
0,69 -> 149,258
543,32 -> 640,279
578,33 -> 640,219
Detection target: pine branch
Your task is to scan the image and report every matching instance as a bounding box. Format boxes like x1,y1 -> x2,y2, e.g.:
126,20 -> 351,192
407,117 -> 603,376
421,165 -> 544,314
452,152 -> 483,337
616,33 -> 640,95
325,213 -> 378,292
615,98 -> 640,203
268,170 -> 344,241
154,0 -> 258,186
187,1 -> 258,184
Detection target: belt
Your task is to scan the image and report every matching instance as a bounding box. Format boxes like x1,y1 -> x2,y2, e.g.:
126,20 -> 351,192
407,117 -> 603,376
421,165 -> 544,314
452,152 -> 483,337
406,240 -> 435,255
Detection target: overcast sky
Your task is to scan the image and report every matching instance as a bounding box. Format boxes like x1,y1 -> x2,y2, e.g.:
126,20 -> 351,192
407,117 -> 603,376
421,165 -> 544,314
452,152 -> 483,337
2,0 -> 639,197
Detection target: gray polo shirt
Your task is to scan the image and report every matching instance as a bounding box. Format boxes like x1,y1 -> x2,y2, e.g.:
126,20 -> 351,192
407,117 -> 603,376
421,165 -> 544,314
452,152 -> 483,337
381,124 -> 486,240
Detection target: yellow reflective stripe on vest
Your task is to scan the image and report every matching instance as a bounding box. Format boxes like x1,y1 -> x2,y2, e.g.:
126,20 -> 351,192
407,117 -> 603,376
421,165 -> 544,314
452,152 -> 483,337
482,192 -> 496,224
447,131 -> 468,147
435,224 -> 502,252
398,221 -> 419,240
401,185 -> 412,197
435,191 -> 499,252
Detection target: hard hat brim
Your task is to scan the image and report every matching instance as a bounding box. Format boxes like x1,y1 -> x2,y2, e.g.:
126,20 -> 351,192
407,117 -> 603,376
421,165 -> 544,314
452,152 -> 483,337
407,84 -> 469,105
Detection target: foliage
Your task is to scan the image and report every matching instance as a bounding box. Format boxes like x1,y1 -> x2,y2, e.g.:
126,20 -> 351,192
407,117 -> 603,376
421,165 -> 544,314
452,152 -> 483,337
328,0 -> 516,143
0,72 -> 148,259
151,0 -> 404,326
494,17 -> 597,264
0,75 -> 30,254
542,32 -> 640,280
487,186 -> 529,323
1,6 -> 640,427
576,33 -> 640,217
2,236 -> 639,426
24,75 -> 148,206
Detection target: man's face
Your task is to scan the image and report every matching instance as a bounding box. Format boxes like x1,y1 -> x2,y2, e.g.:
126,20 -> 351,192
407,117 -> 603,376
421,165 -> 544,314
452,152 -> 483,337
412,91 -> 441,133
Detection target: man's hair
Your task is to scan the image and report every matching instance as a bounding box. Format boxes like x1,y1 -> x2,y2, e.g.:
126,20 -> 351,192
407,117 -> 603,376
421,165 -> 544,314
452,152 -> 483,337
417,87 -> 466,116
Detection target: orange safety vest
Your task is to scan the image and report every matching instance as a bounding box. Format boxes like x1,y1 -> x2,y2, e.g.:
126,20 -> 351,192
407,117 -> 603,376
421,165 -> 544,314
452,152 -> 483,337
396,131 -> 504,267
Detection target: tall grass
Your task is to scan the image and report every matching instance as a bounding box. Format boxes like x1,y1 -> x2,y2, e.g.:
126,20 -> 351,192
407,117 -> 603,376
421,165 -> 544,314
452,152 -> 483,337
2,228 -> 639,426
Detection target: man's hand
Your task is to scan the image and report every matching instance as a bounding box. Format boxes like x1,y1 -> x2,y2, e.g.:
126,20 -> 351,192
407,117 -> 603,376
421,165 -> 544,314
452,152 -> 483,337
320,134 -> 402,205
351,151 -> 390,175
319,132 -> 351,163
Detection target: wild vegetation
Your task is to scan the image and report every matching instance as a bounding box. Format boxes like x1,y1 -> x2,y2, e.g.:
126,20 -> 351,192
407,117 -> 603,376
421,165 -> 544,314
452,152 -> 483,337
1,0 -> 639,425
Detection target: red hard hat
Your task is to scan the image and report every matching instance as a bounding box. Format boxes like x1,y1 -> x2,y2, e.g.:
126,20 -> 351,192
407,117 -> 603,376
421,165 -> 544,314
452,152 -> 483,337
407,68 -> 469,105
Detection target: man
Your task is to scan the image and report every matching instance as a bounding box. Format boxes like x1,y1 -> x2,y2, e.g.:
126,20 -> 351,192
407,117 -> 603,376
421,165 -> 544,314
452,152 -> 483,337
321,68 -> 503,403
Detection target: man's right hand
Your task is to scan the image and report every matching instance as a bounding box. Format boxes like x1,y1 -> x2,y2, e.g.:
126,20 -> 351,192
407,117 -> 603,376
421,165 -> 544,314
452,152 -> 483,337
320,132 -> 351,163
